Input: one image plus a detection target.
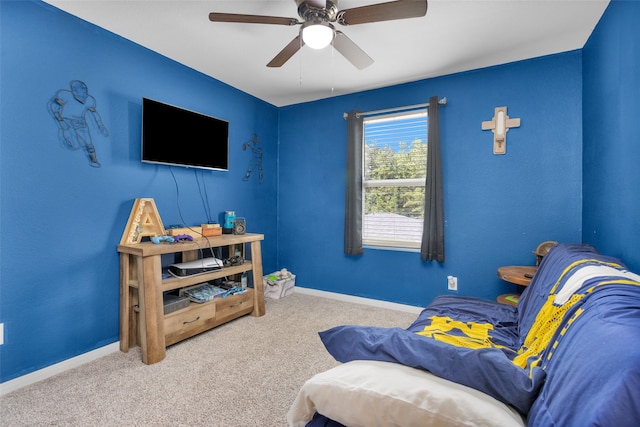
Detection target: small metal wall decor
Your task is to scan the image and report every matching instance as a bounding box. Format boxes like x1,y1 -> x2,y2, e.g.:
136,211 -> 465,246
48,80 -> 109,168
242,133 -> 263,183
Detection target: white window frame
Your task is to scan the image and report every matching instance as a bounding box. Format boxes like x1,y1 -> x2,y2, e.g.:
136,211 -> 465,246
361,109 -> 428,251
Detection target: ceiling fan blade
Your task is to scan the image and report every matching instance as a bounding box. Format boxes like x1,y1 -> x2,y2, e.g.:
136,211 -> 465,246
267,35 -> 304,67
337,0 -> 427,26
209,12 -> 299,26
333,31 -> 374,70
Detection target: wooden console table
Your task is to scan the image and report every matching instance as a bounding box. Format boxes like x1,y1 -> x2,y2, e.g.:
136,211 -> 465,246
118,233 -> 265,364
497,265 -> 537,306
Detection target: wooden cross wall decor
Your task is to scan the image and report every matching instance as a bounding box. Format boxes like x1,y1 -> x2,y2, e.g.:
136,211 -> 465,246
482,106 -> 521,155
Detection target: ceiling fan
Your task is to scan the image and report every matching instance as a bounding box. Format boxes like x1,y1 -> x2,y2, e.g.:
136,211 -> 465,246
209,0 -> 428,70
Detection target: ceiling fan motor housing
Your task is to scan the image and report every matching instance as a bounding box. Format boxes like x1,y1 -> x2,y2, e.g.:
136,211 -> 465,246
297,0 -> 338,23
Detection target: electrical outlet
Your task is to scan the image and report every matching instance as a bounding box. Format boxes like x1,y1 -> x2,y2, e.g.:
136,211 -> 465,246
447,276 -> 458,291
0,323 -> 4,345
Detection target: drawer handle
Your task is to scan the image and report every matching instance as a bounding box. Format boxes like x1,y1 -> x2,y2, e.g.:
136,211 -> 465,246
230,302 -> 244,309
183,316 -> 201,325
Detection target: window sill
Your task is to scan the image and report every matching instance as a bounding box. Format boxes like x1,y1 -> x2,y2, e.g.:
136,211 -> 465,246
363,245 -> 421,253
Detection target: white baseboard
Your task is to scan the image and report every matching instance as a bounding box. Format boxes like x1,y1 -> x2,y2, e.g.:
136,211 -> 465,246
294,286 -> 423,314
0,342 -> 120,396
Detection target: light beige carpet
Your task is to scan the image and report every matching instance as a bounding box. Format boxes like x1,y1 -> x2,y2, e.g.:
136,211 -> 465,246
1,292 -> 419,426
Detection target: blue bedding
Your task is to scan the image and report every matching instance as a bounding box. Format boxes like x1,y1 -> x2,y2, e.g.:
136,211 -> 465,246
305,412 -> 346,427
318,244 -> 640,424
319,309 -> 544,414
528,283 -> 640,426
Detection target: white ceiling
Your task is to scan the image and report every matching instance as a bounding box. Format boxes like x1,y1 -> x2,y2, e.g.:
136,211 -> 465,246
43,0 -> 609,107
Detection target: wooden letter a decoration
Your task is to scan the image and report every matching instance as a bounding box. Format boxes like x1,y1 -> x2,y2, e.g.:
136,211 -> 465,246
120,198 -> 166,245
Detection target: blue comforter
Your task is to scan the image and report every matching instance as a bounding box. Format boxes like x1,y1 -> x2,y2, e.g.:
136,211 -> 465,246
319,244 -> 640,424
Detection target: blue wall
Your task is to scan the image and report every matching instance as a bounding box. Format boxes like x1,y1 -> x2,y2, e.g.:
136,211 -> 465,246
2,0 -> 637,385
278,52 -> 584,307
0,1 -> 279,383
582,0 -> 640,272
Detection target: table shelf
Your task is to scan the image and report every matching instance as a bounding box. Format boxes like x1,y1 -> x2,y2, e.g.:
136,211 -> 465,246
118,233 -> 265,364
497,265 -> 537,307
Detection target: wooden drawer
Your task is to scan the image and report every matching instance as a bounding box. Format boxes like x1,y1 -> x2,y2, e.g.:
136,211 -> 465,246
216,290 -> 254,324
164,301 -> 216,346
163,290 -> 254,346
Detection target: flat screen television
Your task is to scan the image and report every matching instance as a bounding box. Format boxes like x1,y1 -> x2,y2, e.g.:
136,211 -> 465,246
141,97 -> 229,171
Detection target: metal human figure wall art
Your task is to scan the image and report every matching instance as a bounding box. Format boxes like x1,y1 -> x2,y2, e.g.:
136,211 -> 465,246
242,133 -> 263,183
49,80 -> 109,168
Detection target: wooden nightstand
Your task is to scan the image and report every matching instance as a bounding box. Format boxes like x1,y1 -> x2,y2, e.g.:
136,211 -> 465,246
497,266 -> 537,306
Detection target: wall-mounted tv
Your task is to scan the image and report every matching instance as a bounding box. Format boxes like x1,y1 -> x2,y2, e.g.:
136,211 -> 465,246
141,97 -> 229,171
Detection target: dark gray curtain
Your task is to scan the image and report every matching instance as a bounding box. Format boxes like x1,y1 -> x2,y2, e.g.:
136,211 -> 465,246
421,96 -> 445,262
344,110 -> 364,255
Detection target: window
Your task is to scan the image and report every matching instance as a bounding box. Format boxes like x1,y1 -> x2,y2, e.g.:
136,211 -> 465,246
362,109 -> 428,250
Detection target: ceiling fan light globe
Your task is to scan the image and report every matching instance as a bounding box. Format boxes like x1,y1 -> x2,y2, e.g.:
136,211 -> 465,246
302,23 -> 334,49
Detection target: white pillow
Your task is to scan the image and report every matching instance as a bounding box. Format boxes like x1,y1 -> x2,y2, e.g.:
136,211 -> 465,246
287,360 -> 525,427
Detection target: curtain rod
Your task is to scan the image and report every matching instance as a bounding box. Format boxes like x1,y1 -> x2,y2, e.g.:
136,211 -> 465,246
343,97 -> 447,120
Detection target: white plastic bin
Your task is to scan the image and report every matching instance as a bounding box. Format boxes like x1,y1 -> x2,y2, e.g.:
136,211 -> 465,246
263,269 -> 296,299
